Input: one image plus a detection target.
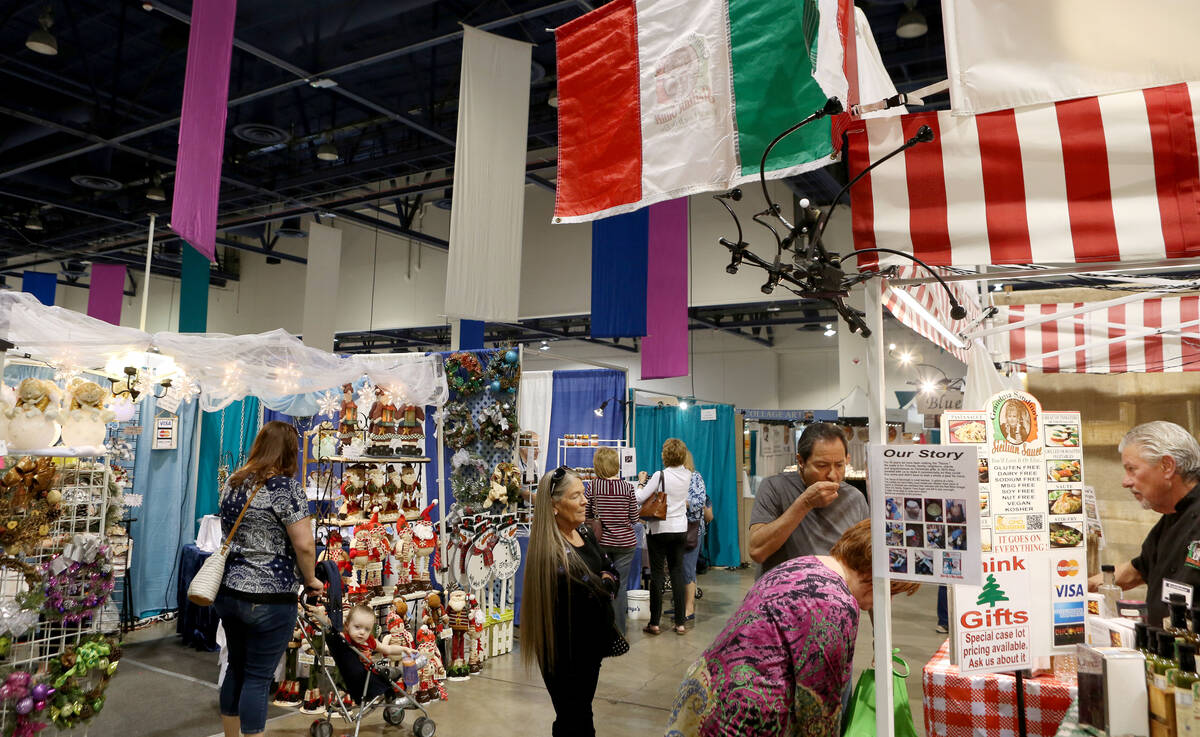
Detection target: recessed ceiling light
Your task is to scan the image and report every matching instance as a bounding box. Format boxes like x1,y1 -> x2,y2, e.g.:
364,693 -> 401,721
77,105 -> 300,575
70,174 -> 123,191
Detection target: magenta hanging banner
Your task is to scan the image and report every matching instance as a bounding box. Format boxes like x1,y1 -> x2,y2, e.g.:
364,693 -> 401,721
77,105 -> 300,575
641,198 -> 689,379
169,0 -> 237,262
86,264 -> 126,326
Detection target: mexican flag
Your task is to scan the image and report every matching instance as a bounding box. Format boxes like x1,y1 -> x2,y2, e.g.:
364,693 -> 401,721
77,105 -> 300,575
552,0 -> 855,223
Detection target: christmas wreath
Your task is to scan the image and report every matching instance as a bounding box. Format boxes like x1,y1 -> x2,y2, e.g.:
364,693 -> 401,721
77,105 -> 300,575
440,402 -> 478,450
485,349 -> 521,394
445,352 -> 485,397
45,634 -> 121,730
40,536 -> 115,626
478,401 -> 518,449
450,452 -> 490,507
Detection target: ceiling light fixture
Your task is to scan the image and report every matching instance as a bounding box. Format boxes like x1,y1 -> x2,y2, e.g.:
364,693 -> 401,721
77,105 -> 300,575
896,1 -> 928,39
594,399 -> 609,418
26,7 -> 58,56
823,326 -> 837,337
316,141 -> 340,161
23,213 -> 43,231
538,340 -> 550,351
888,343 -> 897,351
898,351 -> 914,365
919,379 -> 938,395
992,283 -> 1004,292
145,173 -> 166,202
678,398 -> 690,411
766,305 -> 781,312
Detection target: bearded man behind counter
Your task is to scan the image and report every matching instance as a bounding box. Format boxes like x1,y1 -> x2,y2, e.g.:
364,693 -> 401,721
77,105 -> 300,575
1087,421 -> 1200,627
748,423 -> 869,577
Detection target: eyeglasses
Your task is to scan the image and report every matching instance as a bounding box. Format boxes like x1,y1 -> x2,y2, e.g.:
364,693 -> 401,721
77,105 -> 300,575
546,465 -> 568,492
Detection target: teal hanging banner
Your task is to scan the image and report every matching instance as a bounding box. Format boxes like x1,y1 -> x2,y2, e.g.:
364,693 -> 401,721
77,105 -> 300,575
179,245 -> 209,333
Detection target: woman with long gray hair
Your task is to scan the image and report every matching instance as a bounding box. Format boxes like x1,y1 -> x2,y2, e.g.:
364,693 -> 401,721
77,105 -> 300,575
521,466 -> 621,736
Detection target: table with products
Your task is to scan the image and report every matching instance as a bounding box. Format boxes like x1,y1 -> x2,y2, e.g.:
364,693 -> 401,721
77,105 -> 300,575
923,641 -> 1077,737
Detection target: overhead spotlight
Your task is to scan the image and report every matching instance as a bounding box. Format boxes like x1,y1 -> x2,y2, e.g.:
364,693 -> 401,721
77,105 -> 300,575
26,6 -> 58,56
316,141 -> 340,161
823,325 -> 836,337
888,343 -> 897,351
920,380 -> 937,394
678,399 -> 689,411
145,173 -> 166,202
898,351 -> 913,365
896,1 -> 928,39
538,340 -> 550,352
992,283 -> 1004,292
594,399 -> 609,418
23,212 -> 43,231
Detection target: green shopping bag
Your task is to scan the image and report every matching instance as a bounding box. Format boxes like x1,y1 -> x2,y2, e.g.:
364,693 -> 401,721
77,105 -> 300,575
842,649 -> 920,737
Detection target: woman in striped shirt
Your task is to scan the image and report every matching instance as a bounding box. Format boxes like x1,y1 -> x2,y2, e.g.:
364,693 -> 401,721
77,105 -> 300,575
585,447 -> 640,635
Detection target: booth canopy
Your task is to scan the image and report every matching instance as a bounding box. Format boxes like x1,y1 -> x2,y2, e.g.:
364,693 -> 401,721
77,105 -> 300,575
0,292 -> 448,411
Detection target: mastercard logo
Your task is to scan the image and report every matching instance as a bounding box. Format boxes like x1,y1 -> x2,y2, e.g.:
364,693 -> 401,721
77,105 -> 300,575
1057,560 -> 1079,577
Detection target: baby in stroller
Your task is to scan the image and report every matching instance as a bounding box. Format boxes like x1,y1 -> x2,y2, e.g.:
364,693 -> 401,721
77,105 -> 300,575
300,569 -> 437,737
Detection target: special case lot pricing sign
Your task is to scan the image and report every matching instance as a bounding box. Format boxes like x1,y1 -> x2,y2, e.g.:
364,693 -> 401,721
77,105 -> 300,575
957,555 -> 1034,673
944,391 -> 1088,671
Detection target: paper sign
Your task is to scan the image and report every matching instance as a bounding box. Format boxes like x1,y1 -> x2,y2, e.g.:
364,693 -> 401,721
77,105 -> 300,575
1162,579 -> 1194,607
619,447 -> 637,479
869,444 -> 981,586
953,553 -> 1035,674
156,391 -> 181,415
700,408 -> 717,421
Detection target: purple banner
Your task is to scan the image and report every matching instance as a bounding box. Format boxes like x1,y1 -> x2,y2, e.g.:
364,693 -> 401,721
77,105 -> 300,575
169,0 -> 237,262
87,263 -> 126,325
641,199 -> 689,380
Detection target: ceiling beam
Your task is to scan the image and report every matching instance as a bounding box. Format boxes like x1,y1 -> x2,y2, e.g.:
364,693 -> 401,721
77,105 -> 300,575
689,314 -> 774,347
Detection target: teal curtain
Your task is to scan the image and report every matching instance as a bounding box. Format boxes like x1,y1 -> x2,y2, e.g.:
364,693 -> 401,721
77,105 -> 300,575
194,397 -> 260,530
634,404 -> 739,567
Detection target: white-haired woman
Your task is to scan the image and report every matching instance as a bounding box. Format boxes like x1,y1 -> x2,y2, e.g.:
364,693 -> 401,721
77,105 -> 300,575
522,466 -> 621,737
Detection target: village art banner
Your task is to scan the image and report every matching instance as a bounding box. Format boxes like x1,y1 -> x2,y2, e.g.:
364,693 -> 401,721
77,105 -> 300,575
943,392 -> 1088,672
869,444 -> 981,586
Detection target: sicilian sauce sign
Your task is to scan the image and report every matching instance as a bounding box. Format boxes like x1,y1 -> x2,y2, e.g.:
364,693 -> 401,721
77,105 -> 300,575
955,553 -> 1034,674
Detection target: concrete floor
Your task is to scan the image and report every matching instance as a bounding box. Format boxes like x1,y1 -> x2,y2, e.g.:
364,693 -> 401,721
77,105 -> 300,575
174,567 -> 948,737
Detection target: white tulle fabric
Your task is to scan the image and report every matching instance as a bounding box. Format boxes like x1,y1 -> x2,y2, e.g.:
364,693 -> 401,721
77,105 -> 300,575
0,292 -> 448,412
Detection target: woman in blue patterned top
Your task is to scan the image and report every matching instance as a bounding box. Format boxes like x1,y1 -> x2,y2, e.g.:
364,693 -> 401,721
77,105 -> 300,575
682,452 -> 713,623
214,421 -> 322,737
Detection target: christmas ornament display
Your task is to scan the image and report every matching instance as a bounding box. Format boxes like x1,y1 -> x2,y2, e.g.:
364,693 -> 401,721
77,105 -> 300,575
478,401 -> 517,449
444,353 -> 485,397
450,452 -> 489,507
46,635 -> 121,730
439,402 -> 477,450
0,457 -> 62,554
40,536 -> 115,625
484,350 -> 520,394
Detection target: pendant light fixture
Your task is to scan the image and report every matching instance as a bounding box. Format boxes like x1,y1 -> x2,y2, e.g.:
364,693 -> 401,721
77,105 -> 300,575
26,6 -> 58,56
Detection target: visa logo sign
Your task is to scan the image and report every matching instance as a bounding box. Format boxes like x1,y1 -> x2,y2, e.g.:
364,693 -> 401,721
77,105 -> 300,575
1055,584 -> 1084,597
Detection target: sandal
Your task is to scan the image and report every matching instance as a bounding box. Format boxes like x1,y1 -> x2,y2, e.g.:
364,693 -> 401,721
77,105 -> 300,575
674,625 -> 687,635
643,624 -> 661,635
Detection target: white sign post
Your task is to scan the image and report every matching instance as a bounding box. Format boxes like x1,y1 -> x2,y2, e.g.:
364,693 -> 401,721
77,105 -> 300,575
868,445 -> 981,587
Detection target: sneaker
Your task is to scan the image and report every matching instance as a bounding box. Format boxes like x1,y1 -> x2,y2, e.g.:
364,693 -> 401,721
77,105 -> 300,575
934,624 -> 949,634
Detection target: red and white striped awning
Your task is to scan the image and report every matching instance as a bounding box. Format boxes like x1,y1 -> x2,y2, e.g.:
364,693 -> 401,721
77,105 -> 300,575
847,82 -> 1200,268
997,295 -> 1200,373
882,266 -> 981,362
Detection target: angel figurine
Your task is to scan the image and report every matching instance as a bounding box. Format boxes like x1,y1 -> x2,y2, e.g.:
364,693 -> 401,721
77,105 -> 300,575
8,378 -> 60,450
59,379 -> 115,448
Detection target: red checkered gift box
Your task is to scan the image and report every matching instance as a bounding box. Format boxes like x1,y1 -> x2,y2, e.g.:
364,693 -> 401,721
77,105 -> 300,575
923,641 -> 1077,737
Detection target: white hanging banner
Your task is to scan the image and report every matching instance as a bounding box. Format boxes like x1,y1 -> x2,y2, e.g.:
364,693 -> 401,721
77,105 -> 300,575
942,0 -> 1200,114
443,25 -> 531,322
302,222 -> 342,352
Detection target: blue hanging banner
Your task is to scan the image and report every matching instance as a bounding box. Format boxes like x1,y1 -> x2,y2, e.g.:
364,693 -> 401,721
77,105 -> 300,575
459,319 -> 485,350
21,271 -> 56,306
590,209 -> 648,338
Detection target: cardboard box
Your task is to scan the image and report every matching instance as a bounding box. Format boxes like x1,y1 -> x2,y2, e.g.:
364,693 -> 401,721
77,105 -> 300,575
1077,644 -> 1150,737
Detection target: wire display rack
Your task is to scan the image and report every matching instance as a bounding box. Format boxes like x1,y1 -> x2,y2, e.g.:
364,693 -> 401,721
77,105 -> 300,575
0,453 -> 117,737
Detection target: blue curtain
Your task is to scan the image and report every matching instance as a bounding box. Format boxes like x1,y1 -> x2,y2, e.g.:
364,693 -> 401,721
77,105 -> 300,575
634,404 -> 739,567
194,398 -> 261,528
132,395 -> 200,617
547,369 -> 627,469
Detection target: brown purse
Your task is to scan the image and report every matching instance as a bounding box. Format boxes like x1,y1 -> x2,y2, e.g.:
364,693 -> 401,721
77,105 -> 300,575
638,472 -> 668,521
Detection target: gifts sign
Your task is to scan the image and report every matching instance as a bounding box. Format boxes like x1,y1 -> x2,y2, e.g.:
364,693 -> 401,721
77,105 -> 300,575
945,390 -> 1088,670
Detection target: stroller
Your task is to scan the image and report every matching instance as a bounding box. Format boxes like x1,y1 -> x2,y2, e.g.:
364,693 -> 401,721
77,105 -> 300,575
297,561 -> 437,737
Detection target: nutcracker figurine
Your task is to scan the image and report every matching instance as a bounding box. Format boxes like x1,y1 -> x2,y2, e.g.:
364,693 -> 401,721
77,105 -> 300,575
445,589 -> 479,678
415,625 -> 445,704
410,502 -> 438,592
348,513 -> 389,602
392,516 -> 415,594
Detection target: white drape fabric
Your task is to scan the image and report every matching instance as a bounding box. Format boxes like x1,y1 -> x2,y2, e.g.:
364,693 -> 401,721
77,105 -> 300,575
942,0 -> 1200,114
301,222 -> 342,352
0,292 -> 449,412
517,371 -> 553,478
443,25 -> 531,322
964,339 -> 1017,410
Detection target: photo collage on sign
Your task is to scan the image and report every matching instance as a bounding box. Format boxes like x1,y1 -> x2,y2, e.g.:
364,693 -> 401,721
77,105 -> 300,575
945,413 -> 991,553
1044,412 -> 1085,552
884,494 -> 969,578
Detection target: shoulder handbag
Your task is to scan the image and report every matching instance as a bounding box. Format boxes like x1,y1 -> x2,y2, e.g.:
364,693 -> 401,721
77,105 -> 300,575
605,626 -> 630,658
187,480 -> 266,607
684,520 -> 701,551
842,649 -> 919,737
638,472 -> 668,521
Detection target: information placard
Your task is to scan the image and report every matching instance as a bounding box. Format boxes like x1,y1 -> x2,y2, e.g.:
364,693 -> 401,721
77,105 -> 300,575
946,392 -> 1088,670
869,445 -> 981,586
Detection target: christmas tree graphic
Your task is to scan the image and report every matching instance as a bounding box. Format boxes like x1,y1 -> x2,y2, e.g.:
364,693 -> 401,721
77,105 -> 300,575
976,573 -> 1009,608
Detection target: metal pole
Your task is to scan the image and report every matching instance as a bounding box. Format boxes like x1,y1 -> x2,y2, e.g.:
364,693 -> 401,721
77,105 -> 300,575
865,284 -> 895,737
138,213 -> 156,332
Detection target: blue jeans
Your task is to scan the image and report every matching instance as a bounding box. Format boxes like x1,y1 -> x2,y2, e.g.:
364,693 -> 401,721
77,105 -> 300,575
601,545 -> 636,636
682,527 -> 704,584
937,585 -> 948,627
215,596 -> 298,734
